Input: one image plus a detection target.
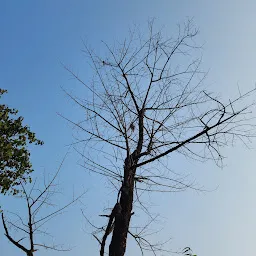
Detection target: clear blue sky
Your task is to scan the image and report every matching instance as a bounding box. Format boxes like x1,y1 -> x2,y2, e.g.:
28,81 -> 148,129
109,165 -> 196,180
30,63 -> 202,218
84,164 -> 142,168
1,1 -> 256,255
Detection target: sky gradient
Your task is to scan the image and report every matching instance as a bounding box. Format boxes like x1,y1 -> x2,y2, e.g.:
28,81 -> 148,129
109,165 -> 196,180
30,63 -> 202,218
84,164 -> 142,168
1,1 -> 256,255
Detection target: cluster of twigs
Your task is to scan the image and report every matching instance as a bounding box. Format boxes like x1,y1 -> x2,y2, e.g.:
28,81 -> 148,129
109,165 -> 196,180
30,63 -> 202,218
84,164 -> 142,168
62,20 -> 256,255
1,154 -> 85,256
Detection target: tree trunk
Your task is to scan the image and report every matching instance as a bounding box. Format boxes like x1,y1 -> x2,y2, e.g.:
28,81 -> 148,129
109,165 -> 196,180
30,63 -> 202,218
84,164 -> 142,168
109,153 -> 137,256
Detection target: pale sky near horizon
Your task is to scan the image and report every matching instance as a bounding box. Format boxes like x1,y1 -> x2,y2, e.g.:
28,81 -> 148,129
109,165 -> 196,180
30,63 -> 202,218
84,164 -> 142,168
1,1 -> 256,255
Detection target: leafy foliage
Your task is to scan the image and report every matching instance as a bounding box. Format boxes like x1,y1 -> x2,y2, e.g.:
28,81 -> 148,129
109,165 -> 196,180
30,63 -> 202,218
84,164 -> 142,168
0,89 -> 43,194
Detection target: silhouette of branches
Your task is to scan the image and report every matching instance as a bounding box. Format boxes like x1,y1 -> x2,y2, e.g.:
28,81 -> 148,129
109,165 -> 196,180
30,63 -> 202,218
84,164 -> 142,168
1,155 -> 85,256
63,19 -> 256,255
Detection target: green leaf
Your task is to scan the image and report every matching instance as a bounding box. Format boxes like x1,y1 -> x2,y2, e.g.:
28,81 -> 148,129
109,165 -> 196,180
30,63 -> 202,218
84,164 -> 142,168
0,89 -> 43,195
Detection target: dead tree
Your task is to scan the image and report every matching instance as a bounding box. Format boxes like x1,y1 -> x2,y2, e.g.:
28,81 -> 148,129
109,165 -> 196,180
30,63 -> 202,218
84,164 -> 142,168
63,20 -> 256,255
1,155 -> 85,256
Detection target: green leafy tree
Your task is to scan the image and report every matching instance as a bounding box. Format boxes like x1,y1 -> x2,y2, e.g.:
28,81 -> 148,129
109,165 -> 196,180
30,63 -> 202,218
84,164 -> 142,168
0,89 -> 43,194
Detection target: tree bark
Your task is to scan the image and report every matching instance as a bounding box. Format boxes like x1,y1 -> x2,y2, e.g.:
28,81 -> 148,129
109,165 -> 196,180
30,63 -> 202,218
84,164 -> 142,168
109,153 -> 138,256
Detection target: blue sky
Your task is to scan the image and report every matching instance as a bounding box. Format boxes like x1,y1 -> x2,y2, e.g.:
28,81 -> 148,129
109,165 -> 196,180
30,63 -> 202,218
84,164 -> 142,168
1,1 -> 256,255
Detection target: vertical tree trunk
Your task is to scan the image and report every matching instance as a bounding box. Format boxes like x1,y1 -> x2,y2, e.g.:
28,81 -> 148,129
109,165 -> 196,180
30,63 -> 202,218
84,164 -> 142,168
109,153 -> 137,256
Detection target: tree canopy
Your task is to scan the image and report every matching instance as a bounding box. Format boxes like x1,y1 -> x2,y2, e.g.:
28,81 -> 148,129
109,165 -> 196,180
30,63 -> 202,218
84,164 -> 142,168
0,89 -> 43,194
64,21 -> 255,255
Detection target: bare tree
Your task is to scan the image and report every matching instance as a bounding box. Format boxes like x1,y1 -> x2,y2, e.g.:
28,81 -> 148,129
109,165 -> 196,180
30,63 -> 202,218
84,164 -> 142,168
62,20 -> 256,255
1,155 -> 85,256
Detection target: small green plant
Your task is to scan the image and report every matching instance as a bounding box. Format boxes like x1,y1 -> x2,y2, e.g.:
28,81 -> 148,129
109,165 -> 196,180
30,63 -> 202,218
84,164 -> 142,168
183,247 -> 197,256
